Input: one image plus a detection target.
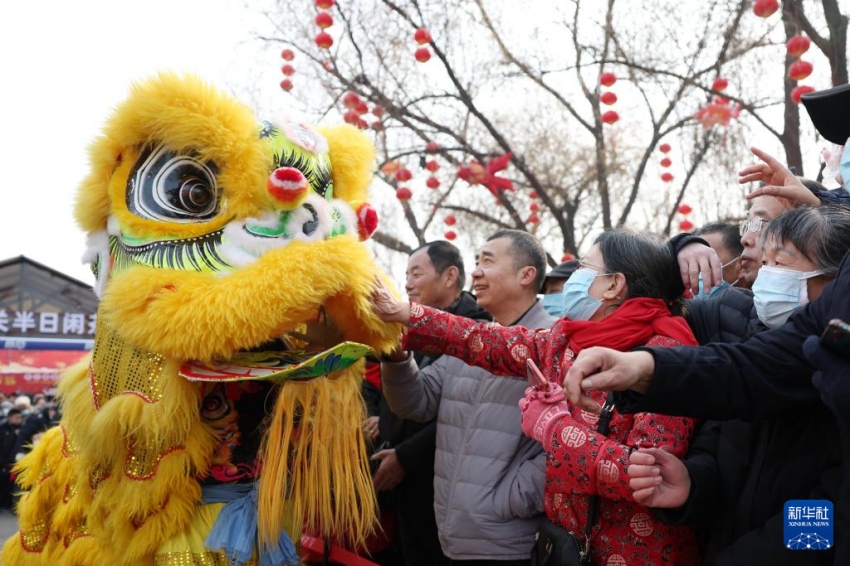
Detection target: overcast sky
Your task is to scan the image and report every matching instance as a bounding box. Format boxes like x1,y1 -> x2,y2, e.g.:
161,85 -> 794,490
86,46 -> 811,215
0,1 -> 262,283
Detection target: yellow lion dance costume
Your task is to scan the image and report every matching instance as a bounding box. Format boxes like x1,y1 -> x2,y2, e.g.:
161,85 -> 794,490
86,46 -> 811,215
2,72 -> 400,566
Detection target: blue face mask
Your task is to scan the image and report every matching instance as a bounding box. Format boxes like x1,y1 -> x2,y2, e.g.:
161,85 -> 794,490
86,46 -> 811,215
542,293 -> 566,317
840,143 -> 850,188
752,265 -> 822,329
693,256 -> 740,300
561,268 -> 605,321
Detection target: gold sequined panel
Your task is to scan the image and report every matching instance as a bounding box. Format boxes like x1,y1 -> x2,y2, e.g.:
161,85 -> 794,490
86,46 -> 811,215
62,518 -> 90,548
62,477 -> 78,504
154,551 -> 256,565
125,439 -> 185,481
61,424 -> 80,458
90,320 -> 166,408
20,519 -> 49,552
89,463 -> 111,493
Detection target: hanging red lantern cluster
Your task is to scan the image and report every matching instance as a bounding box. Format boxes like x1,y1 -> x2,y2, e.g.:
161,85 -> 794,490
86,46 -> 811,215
457,153 -> 515,197
786,34 -> 815,104
340,91 -> 371,129
677,203 -> 694,232
394,162 -> 414,201
314,0 -> 335,49
752,0 -> 778,18
425,157 -> 441,189
598,71 -> 619,125
279,49 -> 296,92
695,96 -> 741,129
414,27 -> 432,63
658,142 -> 674,183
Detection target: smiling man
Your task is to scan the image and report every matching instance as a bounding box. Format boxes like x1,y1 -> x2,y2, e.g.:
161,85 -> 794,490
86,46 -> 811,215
380,229 -> 553,565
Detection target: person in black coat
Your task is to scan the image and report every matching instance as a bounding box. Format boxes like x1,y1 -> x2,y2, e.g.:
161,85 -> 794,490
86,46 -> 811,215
0,408 -> 23,509
565,237 -> 850,566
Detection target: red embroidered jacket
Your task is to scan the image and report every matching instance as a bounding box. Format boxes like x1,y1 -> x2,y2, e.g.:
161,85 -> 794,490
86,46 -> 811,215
404,304 -> 701,566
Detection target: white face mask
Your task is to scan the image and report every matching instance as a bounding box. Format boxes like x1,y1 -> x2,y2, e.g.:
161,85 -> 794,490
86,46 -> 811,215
752,265 -> 822,329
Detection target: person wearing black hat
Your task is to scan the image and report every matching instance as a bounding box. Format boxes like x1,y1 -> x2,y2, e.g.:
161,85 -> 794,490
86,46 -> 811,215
540,259 -> 578,317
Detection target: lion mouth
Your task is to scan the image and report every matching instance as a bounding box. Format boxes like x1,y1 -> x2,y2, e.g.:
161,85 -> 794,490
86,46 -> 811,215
178,309 -> 371,383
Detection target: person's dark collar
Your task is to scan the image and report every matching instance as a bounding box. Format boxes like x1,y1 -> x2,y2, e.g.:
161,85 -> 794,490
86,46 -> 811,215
507,299 -> 538,327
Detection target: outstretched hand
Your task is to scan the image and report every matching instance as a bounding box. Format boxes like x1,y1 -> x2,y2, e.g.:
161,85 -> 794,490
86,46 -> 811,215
677,242 -> 722,296
563,347 -> 655,412
738,147 -> 819,207
628,448 -> 691,508
369,276 -> 412,324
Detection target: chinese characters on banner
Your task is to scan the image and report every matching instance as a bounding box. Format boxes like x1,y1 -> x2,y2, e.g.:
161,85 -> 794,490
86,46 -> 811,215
0,310 -> 96,337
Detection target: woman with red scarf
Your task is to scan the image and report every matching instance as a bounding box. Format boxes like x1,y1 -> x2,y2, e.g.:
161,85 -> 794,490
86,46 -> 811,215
371,229 -> 701,565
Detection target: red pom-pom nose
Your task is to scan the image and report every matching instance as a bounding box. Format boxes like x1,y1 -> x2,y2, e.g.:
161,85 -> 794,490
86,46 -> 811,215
268,167 -> 309,207
357,203 -> 379,240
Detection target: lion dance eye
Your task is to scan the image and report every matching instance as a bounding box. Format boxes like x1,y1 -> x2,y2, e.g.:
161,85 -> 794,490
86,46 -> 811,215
179,177 -> 215,212
127,144 -> 221,222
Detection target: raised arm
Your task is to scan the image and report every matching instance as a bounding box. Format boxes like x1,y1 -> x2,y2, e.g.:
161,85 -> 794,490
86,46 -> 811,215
403,304 -> 558,377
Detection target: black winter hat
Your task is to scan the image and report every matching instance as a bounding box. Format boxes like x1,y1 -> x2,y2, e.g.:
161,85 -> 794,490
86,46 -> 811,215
801,84 -> 850,145
544,260 -> 578,281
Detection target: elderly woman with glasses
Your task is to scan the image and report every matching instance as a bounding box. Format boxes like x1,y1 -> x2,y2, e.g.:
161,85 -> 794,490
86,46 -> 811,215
371,228 -> 701,565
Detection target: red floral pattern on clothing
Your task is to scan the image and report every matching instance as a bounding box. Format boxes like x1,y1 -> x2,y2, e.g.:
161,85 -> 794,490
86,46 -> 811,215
404,305 -> 701,565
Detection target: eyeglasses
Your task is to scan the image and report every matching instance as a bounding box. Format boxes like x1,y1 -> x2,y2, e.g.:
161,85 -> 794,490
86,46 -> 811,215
739,217 -> 769,236
577,259 -> 612,276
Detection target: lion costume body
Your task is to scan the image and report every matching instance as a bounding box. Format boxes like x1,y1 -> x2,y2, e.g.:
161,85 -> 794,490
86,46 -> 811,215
2,73 -> 400,565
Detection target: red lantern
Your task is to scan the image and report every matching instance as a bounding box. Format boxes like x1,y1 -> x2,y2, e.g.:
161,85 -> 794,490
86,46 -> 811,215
445,230 -> 457,241
415,47 -> 431,63
426,141 -> 440,152
342,92 -> 361,109
396,187 -> 412,201
444,215 -> 457,226
414,28 -> 432,44
561,253 -> 576,262
527,214 -> 541,224
661,172 -> 674,183
791,85 -> 816,104
315,12 -> 333,29
788,60 -> 813,81
677,204 -> 692,215
529,203 -> 540,212
600,91 -> 617,105
599,72 -> 617,87
395,168 -> 413,182
371,121 -> 384,131
355,101 -> 369,115
280,79 -> 293,92
343,110 -> 359,125
315,32 -> 333,49
372,105 -> 385,118
425,160 -> 440,172
315,0 -> 334,8
659,143 -> 671,153
660,157 -> 672,168
787,35 -> 811,58
529,191 -> 539,199
712,77 -> 728,92
602,110 -> 619,124
281,65 -> 295,76
679,219 -> 695,232
426,176 -> 440,189
281,49 -> 295,61
752,0 -> 779,18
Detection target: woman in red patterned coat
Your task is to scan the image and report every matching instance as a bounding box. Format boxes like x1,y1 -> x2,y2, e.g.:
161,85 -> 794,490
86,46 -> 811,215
371,229 -> 701,566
